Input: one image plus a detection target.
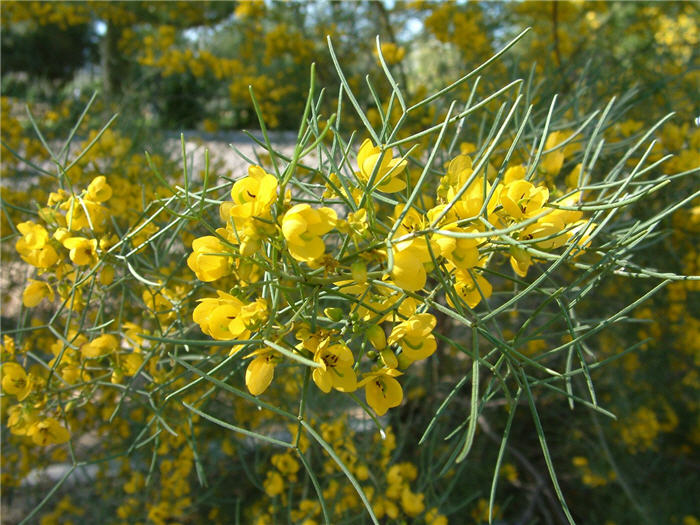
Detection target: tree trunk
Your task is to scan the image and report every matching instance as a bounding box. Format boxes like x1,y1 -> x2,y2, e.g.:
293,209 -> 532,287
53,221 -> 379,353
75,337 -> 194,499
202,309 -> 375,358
101,20 -> 125,101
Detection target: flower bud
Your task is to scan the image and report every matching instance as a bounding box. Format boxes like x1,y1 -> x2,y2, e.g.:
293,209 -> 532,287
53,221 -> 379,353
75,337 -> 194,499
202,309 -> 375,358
324,307 -> 344,322
366,324 -> 387,350
351,261 -> 367,284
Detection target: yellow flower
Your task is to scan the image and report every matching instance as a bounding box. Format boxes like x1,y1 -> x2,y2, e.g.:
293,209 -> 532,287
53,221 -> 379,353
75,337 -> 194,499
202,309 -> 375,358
22,279 -> 54,307
1,362 -> 33,400
400,487 -> 425,517
86,175 -> 113,202
100,265 -> 115,285
437,154 -> 473,200
7,404 -> 38,436
16,221 -> 48,250
391,246 -> 430,292
503,164 -> 527,185
540,131 -> 568,176
460,142 -> 476,155
509,246 -> 532,277
239,298 -> 269,330
451,270 -> 492,309
51,353 -> 88,384
61,196 -> 109,232
124,472 -> 145,494
142,287 -> 176,325
187,236 -> 232,282
229,165 -> 278,209
245,349 -> 278,396
81,334 -> 119,359
356,139 -> 406,193
519,216 -> 567,250
312,343 -> 357,393
565,162 -> 584,189
373,495 -> 399,520
263,470 -> 284,497
193,291 -> 266,340
567,219 -> 596,257
500,463 -> 519,483
15,222 -> 58,268
471,497 -> 501,522
517,195 -> 583,251
346,208 -> 369,237
500,180 -> 549,220
62,236 -> 98,266
1,335 -> 16,360
48,189 -> 69,206
123,353 -> 144,376
388,313 -> 437,365
359,368 -> 403,416
271,453 -> 300,479
390,205 -> 435,291
282,203 -> 337,263
27,417 -> 71,446
219,165 -> 278,256
427,205 -> 480,270
425,508 -> 448,525
375,42 -> 405,65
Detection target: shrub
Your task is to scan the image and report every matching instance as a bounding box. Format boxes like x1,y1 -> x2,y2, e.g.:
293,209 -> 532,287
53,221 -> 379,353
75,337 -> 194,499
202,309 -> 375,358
2,23 -> 699,525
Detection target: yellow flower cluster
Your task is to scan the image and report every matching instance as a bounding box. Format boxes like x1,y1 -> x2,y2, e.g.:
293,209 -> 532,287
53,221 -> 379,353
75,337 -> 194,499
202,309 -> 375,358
254,419 -> 448,524
181,129 -> 598,434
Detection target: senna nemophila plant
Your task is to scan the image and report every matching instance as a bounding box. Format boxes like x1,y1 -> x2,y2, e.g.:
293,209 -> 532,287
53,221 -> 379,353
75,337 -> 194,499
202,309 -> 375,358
2,27 -> 699,525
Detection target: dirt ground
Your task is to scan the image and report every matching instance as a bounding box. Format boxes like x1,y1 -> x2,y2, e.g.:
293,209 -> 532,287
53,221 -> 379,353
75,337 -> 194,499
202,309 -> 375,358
163,130 -> 301,179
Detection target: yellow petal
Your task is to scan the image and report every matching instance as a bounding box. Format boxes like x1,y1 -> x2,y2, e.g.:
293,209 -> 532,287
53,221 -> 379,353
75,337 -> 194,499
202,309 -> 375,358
245,355 -> 275,396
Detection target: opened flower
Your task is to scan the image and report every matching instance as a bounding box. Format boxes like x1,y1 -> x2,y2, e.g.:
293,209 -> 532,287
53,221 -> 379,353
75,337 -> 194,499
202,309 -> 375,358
219,165 -> 278,256
540,130 -> 578,177
388,313 -> 437,366
27,417 -> 71,446
428,205 -> 480,270
61,196 -> 109,232
359,367 -> 403,416
194,291 -> 266,340
187,236 -> 232,282
22,279 -> 54,307
81,334 -> 119,359
86,175 -> 113,202
452,270 -> 492,309
356,139 -> 406,193
500,180 -> 549,220
15,221 -> 58,268
509,246 -> 532,277
1,362 -> 32,400
282,204 -> 337,263
62,236 -> 98,266
312,343 -> 357,393
390,205 -> 436,291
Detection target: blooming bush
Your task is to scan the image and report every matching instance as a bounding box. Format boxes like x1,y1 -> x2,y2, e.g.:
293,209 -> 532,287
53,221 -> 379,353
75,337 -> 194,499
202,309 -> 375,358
1,4 -> 699,525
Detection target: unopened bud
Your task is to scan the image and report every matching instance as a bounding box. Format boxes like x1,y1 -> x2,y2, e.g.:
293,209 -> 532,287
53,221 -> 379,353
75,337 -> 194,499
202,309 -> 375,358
351,261 -> 368,284
397,353 -> 414,369
324,307 -> 344,322
366,324 -> 386,350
